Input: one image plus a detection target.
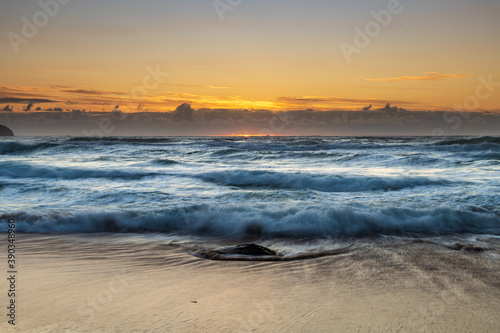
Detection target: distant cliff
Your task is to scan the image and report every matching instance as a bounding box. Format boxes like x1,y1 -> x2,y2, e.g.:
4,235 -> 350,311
0,124 -> 14,136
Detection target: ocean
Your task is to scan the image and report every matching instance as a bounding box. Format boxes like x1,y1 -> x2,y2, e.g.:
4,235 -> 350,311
1,136 -> 499,255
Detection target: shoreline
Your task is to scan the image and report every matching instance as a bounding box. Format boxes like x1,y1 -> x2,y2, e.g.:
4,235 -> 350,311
2,234 -> 499,332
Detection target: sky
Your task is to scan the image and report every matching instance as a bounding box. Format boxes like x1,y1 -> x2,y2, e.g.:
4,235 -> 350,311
1,0 -> 499,117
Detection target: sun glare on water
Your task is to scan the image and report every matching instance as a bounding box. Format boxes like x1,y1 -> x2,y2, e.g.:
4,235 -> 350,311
230,134 -> 270,137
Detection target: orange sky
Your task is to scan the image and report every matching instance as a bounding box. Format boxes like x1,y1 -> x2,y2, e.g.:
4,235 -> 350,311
1,0 -> 499,113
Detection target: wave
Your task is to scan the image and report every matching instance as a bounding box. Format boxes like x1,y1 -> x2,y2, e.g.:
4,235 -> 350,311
0,142 -> 58,155
199,137 -> 402,153
152,158 -> 179,165
2,205 -> 499,237
394,153 -> 442,166
0,161 -> 159,180
66,137 -> 178,144
211,148 -> 243,156
196,170 -> 453,192
436,136 -> 500,146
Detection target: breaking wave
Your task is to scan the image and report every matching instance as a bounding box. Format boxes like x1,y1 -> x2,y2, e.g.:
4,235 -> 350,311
0,161 -> 159,180
0,142 -> 58,155
196,170 -> 453,192
66,137 -> 179,144
152,158 -> 180,165
2,205 -> 499,237
436,136 -> 500,146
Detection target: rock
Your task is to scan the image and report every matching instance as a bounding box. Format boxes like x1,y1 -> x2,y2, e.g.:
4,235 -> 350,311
450,242 -> 464,250
190,244 -> 350,261
219,244 -> 277,256
462,244 -> 485,252
448,242 -> 485,252
0,124 -> 14,136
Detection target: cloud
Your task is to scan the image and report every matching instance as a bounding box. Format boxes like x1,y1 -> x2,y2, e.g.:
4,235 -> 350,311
0,86 -> 48,92
2,104 -> 499,136
0,85 -> 462,113
361,72 -> 467,82
278,96 -> 383,104
144,94 -> 427,112
277,96 -> 419,107
207,86 -> 233,90
0,86 -> 63,105
150,92 -> 279,110
0,97 -> 56,104
61,89 -> 122,95
171,103 -> 195,123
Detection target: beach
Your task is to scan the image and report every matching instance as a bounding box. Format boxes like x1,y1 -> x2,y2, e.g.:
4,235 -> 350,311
3,234 -> 499,332
2,0 -> 500,330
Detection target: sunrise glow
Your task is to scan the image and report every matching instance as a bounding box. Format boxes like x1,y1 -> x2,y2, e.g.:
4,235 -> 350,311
1,1 -> 499,116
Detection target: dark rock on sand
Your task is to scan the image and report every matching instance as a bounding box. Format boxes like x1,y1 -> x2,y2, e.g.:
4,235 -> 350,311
450,242 -> 464,250
462,244 -> 485,252
449,242 -> 484,252
0,124 -> 14,136
190,244 -> 350,261
220,244 -> 277,256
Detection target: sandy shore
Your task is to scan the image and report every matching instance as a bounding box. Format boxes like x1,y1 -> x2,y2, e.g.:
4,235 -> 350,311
2,234 -> 500,332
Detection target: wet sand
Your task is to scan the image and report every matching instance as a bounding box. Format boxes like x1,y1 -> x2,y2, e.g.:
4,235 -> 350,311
2,234 -> 500,332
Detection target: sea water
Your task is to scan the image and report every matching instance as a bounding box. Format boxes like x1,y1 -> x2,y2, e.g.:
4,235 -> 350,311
1,136 -> 499,242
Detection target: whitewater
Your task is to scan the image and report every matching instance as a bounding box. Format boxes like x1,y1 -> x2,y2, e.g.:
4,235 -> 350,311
1,136 -> 499,242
